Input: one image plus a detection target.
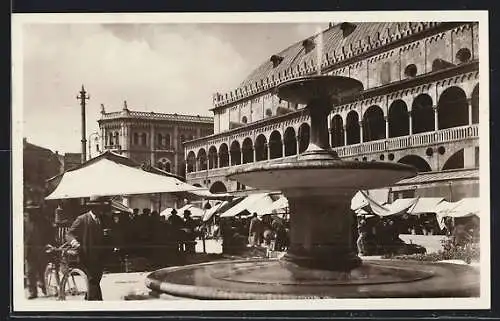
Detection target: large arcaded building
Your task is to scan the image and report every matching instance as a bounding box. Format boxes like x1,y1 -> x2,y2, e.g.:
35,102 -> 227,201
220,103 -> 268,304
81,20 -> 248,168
184,22 -> 480,202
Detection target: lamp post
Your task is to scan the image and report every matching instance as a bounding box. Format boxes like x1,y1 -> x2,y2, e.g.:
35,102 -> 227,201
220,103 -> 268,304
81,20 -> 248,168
77,85 -> 90,163
88,132 -> 102,160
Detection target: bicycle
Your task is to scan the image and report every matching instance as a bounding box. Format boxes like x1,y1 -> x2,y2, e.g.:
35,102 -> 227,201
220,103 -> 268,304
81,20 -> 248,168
44,242 -> 89,300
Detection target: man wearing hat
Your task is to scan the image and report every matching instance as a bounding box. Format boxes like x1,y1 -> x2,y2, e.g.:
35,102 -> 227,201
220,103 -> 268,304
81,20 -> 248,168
24,200 -> 47,299
182,210 -> 197,253
65,196 -> 109,300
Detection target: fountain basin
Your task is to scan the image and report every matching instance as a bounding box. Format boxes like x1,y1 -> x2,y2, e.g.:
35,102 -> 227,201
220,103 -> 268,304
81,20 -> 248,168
145,259 -> 480,299
276,75 -> 364,105
226,160 -> 417,192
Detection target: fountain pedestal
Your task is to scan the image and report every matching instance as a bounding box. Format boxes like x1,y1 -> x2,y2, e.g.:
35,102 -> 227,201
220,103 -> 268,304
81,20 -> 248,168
284,192 -> 361,271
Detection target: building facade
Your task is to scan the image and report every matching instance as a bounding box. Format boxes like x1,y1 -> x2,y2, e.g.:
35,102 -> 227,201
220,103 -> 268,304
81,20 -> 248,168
98,102 -> 213,179
184,22 -> 480,201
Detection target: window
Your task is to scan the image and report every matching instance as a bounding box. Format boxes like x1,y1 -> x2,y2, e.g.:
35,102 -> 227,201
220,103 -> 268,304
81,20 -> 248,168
404,64 -> 417,78
133,133 -> 139,145
241,116 -> 248,124
380,62 -> 391,85
141,133 -> 147,145
265,108 -> 273,117
270,55 -> 284,68
165,134 -> 171,148
456,48 -> 472,64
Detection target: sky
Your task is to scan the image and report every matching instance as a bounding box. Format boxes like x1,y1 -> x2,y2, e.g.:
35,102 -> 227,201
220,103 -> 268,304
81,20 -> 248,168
22,23 -> 326,154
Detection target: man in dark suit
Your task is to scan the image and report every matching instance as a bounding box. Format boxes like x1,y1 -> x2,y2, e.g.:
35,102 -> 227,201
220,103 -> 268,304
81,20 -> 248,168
24,200 -> 48,299
65,196 -> 109,301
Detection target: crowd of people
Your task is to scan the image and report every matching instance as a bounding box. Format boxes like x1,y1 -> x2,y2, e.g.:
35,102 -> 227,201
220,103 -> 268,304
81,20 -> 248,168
217,212 -> 290,255
105,207 -> 200,270
355,213 -> 479,256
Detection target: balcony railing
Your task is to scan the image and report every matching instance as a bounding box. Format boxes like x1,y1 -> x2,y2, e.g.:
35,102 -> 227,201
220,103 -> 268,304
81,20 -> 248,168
186,124 -> 479,180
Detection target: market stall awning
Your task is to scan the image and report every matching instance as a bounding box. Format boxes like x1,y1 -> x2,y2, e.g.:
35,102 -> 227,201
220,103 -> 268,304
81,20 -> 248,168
446,198 -> 480,218
220,193 -> 274,218
350,189 -> 389,211
384,198 -> 418,215
267,195 -> 289,213
408,197 -> 445,214
111,200 -> 133,213
177,204 -> 205,218
202,201 -> 228,222
46,151 -> 208,200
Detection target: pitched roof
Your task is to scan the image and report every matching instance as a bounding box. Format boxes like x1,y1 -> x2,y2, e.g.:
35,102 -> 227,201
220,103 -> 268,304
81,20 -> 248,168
212,22 -> 453,109
395,168 -> 479,185
241,22 -> 437,88
100,109 -> 213,124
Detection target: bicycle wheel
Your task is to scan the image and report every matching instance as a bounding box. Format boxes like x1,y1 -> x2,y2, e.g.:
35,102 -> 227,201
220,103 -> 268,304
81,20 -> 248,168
43,263 -> 61,298
60,268 -> 88,300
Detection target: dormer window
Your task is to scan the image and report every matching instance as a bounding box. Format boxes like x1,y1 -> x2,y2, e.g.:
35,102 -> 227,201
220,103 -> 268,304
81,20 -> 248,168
340,22 -> 357,38
270,55 -> 284,68
302,38 -> 316,53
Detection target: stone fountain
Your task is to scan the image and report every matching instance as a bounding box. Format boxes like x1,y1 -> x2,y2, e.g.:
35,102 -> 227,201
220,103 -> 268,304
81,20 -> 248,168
145,75 -> 479,299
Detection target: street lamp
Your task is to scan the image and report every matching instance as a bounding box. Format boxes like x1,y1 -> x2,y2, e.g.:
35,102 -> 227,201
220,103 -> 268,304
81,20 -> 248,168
88,132 -> 102,160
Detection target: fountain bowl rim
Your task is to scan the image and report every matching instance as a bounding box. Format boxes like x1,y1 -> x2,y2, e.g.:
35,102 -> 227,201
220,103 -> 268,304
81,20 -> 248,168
145,258 -> 480,300
227,159 -> 418,178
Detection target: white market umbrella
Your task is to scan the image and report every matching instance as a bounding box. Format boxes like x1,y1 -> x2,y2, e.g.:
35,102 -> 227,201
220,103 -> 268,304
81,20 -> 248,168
46,152 -> 206,200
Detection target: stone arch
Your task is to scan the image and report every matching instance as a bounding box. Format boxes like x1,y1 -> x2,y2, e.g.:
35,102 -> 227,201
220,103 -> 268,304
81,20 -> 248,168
210,181 -> 227,194
197,148 -> 207,171
388,100 -> 409,138
218,143 -> 229,168
398,155 -> 432,172
471,84 -> 479,124
412,94 -> 434,134
363,105 -> 385,142
230,140 -> 242,165
242,137 -> 254,164
330,114 -> 344,147
269,130 -> 283,159
346,110 -> 360,145
255,134 -> 268,161
186,151 -> 196,173
284,127 -> 297,156
208,146 -> 218,169
438,86 -> 468,129
298,123 -> 310,153
442,149 -> 464,170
